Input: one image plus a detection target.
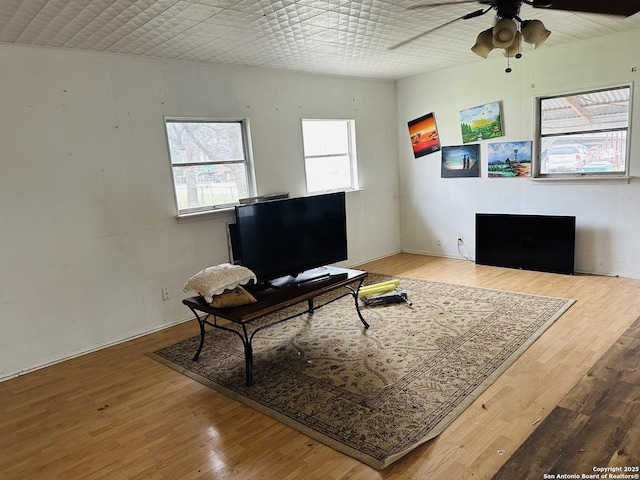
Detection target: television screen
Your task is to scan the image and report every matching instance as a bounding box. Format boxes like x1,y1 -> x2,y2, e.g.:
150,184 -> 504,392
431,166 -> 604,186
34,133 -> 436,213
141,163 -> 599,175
233,192 -> 348,283
475,213 -> 575,275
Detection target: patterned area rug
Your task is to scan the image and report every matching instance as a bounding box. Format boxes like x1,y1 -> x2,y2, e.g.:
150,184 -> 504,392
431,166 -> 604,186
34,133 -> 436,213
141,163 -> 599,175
148,274 -> 574,470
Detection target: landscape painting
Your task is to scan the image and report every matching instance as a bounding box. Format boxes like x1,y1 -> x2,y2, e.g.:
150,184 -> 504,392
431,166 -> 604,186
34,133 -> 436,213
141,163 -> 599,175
441,144 -> 480,178
408,112 -> 441,158
459,101 -> 504,143
487,141 -> 532,178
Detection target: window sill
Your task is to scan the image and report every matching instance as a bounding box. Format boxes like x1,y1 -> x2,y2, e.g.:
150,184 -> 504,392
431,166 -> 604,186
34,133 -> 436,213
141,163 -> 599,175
176,207 -> 235,224
309,187 -> 365,195
176,189 -> 365,224
530,175 -> 632,185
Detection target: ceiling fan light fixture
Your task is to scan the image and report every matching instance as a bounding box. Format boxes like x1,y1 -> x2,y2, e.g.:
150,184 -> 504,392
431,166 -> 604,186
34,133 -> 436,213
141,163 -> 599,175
471,28 -> 495,58
521,19 -> 551,48
492,18 -> 517,48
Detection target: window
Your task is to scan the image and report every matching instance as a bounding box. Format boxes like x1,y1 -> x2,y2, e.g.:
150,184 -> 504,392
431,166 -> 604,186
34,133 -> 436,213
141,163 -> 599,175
164,118 -> 255,215
301,119 -> 358,194
535,85 -> 631,178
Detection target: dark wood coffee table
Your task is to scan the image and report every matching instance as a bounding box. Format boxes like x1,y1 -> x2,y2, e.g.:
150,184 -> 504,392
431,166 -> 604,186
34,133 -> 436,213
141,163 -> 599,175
182,266 -> 368,386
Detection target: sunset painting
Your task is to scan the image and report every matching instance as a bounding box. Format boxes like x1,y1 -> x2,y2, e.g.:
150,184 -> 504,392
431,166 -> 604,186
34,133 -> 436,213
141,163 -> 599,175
408,112 -> 441,158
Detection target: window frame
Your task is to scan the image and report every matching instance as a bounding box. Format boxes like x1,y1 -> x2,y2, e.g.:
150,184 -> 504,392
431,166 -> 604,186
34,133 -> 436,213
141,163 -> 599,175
533,84 -> 632,180
301,118 -> 359,195
163,116 -> 256,217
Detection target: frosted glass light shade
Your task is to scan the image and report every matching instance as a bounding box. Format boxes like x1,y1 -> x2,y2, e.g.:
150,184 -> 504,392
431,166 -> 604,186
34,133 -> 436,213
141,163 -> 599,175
521,19 -> 551,48
492,18 -> 517,48
503,32 -> 522,57
471,28 -> 495,58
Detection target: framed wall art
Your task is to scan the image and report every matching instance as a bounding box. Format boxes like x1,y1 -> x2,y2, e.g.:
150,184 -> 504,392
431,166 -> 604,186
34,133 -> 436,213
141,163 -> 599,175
441,144 -> 480,178
487,141 -> 532,178
459,101 -> 504,143
408,112 -> 441,158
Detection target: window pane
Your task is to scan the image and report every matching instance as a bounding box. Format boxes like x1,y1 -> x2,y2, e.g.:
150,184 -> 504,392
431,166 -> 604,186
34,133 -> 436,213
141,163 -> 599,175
540,131 -> 626,174
302,120 -> 349,156
535,85 -> 631,178
164,118 -> 255,215
172,164 -> 248,211
166,122 -> 245,164
305,155 -> 351,192
540,87 -> 629,135
302,118 -> 357,194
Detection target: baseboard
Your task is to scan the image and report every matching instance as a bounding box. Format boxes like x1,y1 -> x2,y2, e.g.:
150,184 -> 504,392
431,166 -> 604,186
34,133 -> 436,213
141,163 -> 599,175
400,248 -> 471,262
345,249 -> 403,268
400,250 -> 640,280
0,316 -> 193,383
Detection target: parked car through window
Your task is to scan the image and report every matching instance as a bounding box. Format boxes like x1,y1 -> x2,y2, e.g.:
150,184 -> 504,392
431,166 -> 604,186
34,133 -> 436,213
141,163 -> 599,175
543,144 -> 588,173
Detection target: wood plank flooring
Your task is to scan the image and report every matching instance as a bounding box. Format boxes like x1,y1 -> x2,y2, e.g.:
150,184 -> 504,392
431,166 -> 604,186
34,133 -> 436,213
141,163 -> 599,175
1,253 -> 640,480
492,316 -> 640,479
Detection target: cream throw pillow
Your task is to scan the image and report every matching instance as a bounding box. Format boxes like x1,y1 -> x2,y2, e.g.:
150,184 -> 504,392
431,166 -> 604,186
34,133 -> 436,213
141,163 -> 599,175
183,263 -> 257,303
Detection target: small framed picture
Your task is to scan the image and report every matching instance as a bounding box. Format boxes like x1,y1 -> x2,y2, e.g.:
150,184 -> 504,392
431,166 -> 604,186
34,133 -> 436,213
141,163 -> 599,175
408,112 -> 441,158
488,141 -> 532,178
441,144 -> 480,178
459,101 -> 504,143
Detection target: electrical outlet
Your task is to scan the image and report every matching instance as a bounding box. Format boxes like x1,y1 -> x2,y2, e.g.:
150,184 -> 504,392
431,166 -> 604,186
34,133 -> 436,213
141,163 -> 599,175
436,236 -> 442,246
162,287 -> 171,301
457,237 -> 464,245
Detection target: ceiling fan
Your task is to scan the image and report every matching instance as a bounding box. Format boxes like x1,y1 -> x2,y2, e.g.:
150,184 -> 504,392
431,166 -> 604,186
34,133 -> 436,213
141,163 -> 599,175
389,0 -> 640,70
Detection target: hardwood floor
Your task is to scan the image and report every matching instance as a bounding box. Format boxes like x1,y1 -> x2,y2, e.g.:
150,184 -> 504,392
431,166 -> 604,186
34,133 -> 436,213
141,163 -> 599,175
1,253 -> 639,480
492,316 -> 640,478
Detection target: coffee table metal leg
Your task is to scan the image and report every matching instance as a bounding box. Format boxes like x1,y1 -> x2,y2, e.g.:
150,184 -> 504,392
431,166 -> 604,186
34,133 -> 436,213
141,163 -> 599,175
242,324 -> 254,387
345,279 -> 369,329
354,297 -> 370,329
188,314 -> 255,386
189,307 -> 207,361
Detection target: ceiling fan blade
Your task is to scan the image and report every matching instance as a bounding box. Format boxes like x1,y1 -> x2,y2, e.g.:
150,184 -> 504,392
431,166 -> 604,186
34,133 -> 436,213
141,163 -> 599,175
389,8 -> 488,50
530,0 -> 640,16
407,0 -> 483,10
388,19 -> 461,50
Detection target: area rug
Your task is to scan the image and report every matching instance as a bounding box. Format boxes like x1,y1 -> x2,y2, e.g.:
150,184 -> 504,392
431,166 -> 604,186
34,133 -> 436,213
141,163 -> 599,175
148,274 -> 575,470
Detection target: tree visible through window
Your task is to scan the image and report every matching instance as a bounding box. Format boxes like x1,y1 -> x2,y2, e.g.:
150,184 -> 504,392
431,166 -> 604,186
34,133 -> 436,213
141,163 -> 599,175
165,119 -> 254,214
302,119 -> 358,194
535,85 -> 631,178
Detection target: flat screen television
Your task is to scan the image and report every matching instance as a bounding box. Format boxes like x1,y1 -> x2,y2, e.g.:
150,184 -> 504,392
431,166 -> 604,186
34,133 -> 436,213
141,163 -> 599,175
231,192 -> 348,285
475,213 -> 576,275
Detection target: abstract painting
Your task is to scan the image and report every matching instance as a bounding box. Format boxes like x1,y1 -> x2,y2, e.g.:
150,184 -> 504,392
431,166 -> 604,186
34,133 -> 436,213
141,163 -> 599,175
487,141 -> 532,178
441,144 -> 480,178
459,101 -> 504,143
408,112 -> 441,158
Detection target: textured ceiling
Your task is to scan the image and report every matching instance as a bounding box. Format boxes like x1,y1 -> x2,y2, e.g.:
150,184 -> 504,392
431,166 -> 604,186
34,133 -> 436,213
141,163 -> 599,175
1,0 -> 640,79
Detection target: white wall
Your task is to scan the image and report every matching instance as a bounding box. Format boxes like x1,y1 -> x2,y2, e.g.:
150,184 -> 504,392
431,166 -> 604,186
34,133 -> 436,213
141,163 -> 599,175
397,29 -> 640,278
0,46 -> 400,380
